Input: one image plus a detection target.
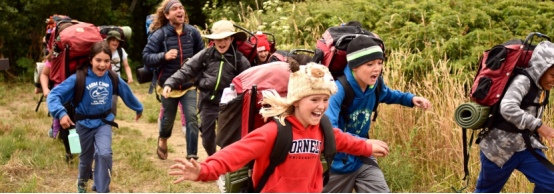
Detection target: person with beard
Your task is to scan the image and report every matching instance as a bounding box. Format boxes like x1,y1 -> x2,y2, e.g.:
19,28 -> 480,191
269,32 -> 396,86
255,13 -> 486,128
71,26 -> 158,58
162,20 -> 251,156
143,0 -> 204,161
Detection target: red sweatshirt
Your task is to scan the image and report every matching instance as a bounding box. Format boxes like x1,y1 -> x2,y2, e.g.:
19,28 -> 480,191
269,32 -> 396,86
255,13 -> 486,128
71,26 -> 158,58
195,116 -> 374,193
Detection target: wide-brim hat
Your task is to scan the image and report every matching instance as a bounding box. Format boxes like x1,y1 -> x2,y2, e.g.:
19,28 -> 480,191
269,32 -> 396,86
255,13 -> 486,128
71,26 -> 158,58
202,20 -> 247,42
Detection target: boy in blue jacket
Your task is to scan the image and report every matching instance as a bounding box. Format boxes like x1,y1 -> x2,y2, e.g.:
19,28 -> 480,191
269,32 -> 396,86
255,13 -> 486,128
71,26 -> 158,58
47,41 -> 143,193
323,36 -> 431,193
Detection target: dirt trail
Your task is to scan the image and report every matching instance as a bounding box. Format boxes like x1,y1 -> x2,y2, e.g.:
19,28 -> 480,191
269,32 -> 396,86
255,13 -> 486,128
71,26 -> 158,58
117,86 -> 219,192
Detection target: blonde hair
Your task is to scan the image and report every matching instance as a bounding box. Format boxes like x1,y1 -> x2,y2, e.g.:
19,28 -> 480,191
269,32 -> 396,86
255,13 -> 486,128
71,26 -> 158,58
259,90 -> 295,126
150,0 -> 189,32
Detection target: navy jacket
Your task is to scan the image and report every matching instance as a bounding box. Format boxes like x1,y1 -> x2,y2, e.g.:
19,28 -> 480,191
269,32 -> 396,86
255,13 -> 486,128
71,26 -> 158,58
142,23 -> 205,86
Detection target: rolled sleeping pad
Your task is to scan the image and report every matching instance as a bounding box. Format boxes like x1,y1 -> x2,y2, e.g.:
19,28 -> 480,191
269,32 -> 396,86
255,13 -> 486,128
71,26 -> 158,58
120,26 -> 132,40
454,102 -> 490,129
35,62 -> 46,84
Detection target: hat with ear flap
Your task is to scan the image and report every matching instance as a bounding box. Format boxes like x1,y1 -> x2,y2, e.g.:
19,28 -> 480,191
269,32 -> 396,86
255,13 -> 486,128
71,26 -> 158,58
286,62 -> 338,104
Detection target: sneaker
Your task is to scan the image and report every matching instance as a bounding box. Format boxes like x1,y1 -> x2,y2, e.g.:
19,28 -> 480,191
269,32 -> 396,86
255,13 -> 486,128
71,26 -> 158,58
48,128 -> 53,138
91,184 -> 96,192
216,174 -> 226,193
77,179 -> 87,193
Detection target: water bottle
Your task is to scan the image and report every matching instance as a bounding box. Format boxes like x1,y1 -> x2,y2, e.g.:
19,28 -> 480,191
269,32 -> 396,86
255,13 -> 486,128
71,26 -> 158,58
67,126 -> 81,154
220,83 -> 238,104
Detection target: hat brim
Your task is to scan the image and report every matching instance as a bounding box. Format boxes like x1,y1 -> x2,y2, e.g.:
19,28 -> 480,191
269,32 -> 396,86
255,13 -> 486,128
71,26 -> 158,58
106,36 -> 123,42
203,31 -> 247,42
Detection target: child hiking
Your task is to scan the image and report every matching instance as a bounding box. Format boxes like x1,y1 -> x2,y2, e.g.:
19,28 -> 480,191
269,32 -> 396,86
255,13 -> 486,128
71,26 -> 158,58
47,41 -> 143,193
162,20 -> 251,156
168,62 -> 390,193
105,30 -> 134,117
474,41 -> 554,192
322,36 -> 431,193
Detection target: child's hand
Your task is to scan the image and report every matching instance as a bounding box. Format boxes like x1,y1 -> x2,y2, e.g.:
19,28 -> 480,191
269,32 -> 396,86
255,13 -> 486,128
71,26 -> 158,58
163,86 -> 172,98
537,124 -> 554,147
34,87 -> 42,94
134,113 -> 142,121
60,115 -> 75,129
412,96 -> 431,110
127,78 -> 134,84
165,49 -> 178,60
366,139 -> 389,157
168,158 -> 202,184
43,89 -> 50,98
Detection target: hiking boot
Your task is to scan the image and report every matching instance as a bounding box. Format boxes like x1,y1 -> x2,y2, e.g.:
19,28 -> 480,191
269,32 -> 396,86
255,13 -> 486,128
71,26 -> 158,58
186,154 -> 199,160
77,179 -> 87,193
216,174 -> 226,193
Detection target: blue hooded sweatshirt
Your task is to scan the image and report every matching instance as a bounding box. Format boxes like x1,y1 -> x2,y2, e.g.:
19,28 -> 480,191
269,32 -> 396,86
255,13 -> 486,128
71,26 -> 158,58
325,66 -> 415,174
47,68 -> 143,129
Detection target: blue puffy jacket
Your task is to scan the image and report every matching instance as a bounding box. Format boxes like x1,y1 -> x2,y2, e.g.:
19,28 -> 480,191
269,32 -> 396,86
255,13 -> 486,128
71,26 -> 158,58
142,23 -> 205,87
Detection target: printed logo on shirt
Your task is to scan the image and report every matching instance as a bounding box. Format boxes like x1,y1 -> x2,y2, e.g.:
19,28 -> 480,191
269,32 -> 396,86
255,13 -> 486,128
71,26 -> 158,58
111,57 -> 121,71
86,81 -> 110,105
346,109 -> 370,134
289,139 -> 322,155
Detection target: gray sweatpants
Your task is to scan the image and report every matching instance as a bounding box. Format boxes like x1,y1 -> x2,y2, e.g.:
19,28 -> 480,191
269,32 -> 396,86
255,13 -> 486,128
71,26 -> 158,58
323,160 -> 391,193
76,123 -> 113,193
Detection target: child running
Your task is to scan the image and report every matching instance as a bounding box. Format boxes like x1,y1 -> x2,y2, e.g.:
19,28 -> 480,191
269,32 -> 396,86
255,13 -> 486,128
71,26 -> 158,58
168,62 -> 390,193
475,41 -> 554,192
47,41 -> 143,193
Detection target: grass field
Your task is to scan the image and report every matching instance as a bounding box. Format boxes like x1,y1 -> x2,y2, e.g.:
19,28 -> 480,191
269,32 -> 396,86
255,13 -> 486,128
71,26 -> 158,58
1,49 -> 554,192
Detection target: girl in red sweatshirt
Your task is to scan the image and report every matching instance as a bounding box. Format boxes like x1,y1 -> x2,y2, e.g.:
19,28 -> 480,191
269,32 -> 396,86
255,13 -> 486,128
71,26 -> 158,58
168,62 -> 390,192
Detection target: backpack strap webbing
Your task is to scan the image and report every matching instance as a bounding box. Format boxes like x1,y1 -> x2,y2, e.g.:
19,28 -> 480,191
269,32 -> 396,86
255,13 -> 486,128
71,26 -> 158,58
319,114 -> 337,186
492,72 -> 554,173
72,68 -> 120,128
372,76 -> 383,122
253,118 -> 293,193
337,75 -> 354,126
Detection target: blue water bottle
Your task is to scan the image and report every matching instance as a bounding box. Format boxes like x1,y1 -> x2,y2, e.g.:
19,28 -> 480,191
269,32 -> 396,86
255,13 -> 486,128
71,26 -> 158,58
67,126 -> 81,154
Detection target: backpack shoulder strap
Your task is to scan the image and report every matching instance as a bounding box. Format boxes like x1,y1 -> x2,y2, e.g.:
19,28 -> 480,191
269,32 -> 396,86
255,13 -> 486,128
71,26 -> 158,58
319,114 -> 336,186
115,47 -> 123,72
72,68 -> 87,107
337,75 -> 354,127
254,118 -> 293,193
108,69 -> 119,95
372,75 -> 383,122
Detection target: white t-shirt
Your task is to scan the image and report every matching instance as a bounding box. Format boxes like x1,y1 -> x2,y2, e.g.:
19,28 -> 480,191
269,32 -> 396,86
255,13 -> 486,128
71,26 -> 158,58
111,48 -> 128,77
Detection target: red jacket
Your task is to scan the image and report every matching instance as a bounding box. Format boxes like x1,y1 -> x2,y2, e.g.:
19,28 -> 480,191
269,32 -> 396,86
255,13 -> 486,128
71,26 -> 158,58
196,116 -> 374,193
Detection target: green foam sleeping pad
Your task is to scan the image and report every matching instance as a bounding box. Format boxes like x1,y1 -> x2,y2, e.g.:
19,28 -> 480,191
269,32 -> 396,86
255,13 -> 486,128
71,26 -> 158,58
454,102 -> 490,129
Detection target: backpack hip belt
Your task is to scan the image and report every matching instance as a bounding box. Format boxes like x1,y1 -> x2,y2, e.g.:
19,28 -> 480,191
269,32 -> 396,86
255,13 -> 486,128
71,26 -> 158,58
74,108 -> 118,128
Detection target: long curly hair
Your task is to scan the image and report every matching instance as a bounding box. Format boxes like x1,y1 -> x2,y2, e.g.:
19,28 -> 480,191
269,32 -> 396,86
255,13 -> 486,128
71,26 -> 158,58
149,0 -> 189,32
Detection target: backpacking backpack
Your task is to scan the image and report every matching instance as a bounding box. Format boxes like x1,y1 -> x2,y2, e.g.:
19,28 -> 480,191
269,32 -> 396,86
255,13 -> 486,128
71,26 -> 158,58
454,32 -> 554,192
267,49 -> 314,63
311,25 -> 385,78
50,22 -> 103,85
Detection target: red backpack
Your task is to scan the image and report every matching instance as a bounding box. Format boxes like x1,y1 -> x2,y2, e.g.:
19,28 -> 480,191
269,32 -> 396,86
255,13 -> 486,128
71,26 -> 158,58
50,22 -> 103,84
311,26 -> 385,78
